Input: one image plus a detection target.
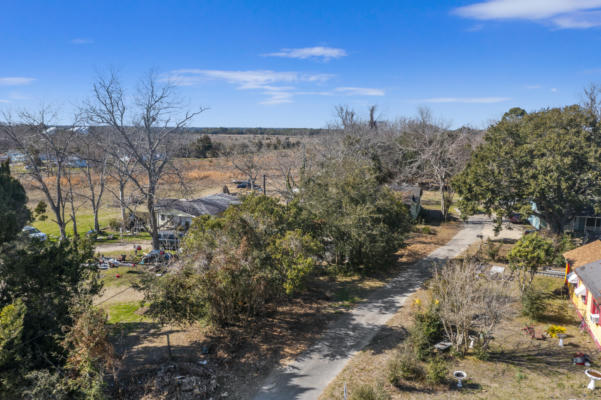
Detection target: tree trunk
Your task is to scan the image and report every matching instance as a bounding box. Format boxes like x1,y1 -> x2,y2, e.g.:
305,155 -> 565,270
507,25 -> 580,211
70,201 -> 78,239
119,181 -> 126,228
440,184 -> 447,221
147,193 -> 160,250
93,209 -> 100,233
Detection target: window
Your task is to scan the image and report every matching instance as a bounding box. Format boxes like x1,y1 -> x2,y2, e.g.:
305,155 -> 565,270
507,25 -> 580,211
592,299 -> 600,325
593,299 -> 600,315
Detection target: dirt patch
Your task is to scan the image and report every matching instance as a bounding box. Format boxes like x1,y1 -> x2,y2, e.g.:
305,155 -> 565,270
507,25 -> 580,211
95,242 -> 152,254
398,222 -> 462,264
95,285 -> 144,306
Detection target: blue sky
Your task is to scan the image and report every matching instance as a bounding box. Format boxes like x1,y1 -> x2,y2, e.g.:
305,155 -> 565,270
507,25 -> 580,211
2,0 -> 601,128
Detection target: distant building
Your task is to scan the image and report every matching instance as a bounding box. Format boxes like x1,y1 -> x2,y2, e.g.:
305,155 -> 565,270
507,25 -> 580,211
155,193 -> 240,230
528,202 -> 601,234
390,184 -> 422,220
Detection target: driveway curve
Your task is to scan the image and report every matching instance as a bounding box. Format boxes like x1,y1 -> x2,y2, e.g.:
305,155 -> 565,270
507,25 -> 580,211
253,216 -> 490,400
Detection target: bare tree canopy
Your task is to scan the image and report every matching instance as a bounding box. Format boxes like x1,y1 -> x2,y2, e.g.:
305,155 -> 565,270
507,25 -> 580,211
0,108 -> 79,240
83,71 -> 206,249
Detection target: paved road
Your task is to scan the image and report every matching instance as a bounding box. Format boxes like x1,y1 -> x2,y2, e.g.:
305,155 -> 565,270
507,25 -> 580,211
252,216 -> 489,400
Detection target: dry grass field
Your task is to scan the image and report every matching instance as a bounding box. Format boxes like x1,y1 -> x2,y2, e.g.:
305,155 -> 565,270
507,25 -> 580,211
18,147 -> 298,237
320,275 -> 600,400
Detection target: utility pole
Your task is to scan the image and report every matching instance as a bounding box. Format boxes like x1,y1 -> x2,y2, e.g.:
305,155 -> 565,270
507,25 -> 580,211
263,174 -> 266,195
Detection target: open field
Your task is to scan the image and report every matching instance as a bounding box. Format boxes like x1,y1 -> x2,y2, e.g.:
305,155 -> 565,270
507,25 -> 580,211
19,147 -> 299,239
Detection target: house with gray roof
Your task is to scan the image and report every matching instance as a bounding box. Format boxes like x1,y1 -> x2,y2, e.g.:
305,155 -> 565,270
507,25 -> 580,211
155,193 -> 240,230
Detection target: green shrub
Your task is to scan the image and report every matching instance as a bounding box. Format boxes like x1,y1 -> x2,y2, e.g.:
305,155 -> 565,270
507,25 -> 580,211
409,304 -> 444,360
387,346 -> 424,385
141,195 -> 322,327
521,287 -> 546,320
425,356 -> 448,385
349,384 -> 390,400
107,218 -> 121,231
295,158 -> 411,274
473,343 -> 491,360
421,226 -> 435,235
485,239 -> 502,261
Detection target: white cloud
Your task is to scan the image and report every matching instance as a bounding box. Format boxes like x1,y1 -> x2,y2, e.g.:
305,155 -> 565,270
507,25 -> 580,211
260,91 -> 295,105
417,97 -> 511,104
0,77 -> 35,86
453,0 -> 601,28
166,69 -> 336,105
0,99 -> 10,103
167,69 -> 333,89
335,87 -> 385,96
264,46 -> 347,61
71,38 -> 93,44
525,84 -> 541,89
553,10 -> 601,27
551,87 -> 558,92
165,69 -> 384,104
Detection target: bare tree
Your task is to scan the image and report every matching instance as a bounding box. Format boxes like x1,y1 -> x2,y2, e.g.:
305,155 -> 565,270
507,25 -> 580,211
400,108 -> 473,220
105,146 -> 138,229
229,142 -> 263,191
64,165 -> 82,238
84,72 -> 205,249
0,109 -> 78,240
273,144 -> 306,202
74,127 -> 108,233
582,83 -> 601,119
368,105 -> 378,130
430,258 -> 512,354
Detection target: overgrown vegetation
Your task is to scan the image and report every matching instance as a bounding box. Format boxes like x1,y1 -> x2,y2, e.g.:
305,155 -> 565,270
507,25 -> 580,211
139,158 -> 411,327
348,383 -> 391,400
0,161 -> 114,399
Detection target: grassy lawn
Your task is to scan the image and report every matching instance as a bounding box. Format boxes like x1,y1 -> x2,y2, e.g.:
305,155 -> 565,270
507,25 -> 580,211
100,231 -> 152,243
31,207 -> 121,238
321,276 -> 601,400
104,301 -> 148,324
420,190 -> 461,218
99,266 -> 145,288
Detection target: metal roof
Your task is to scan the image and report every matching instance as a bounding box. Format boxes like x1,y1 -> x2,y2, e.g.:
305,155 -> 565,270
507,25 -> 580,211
574,259 -> 601,303
155,193 -> 240,217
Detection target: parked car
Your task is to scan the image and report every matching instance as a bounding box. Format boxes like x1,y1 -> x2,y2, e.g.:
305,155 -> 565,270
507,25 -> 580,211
141,249 -> 172,265
236,181 -> 262,190
508,213 -> 525,224
22,226 -> 47,241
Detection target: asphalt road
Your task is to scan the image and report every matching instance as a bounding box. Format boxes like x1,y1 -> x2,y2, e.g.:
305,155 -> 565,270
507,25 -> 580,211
252,216 -> 489,400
